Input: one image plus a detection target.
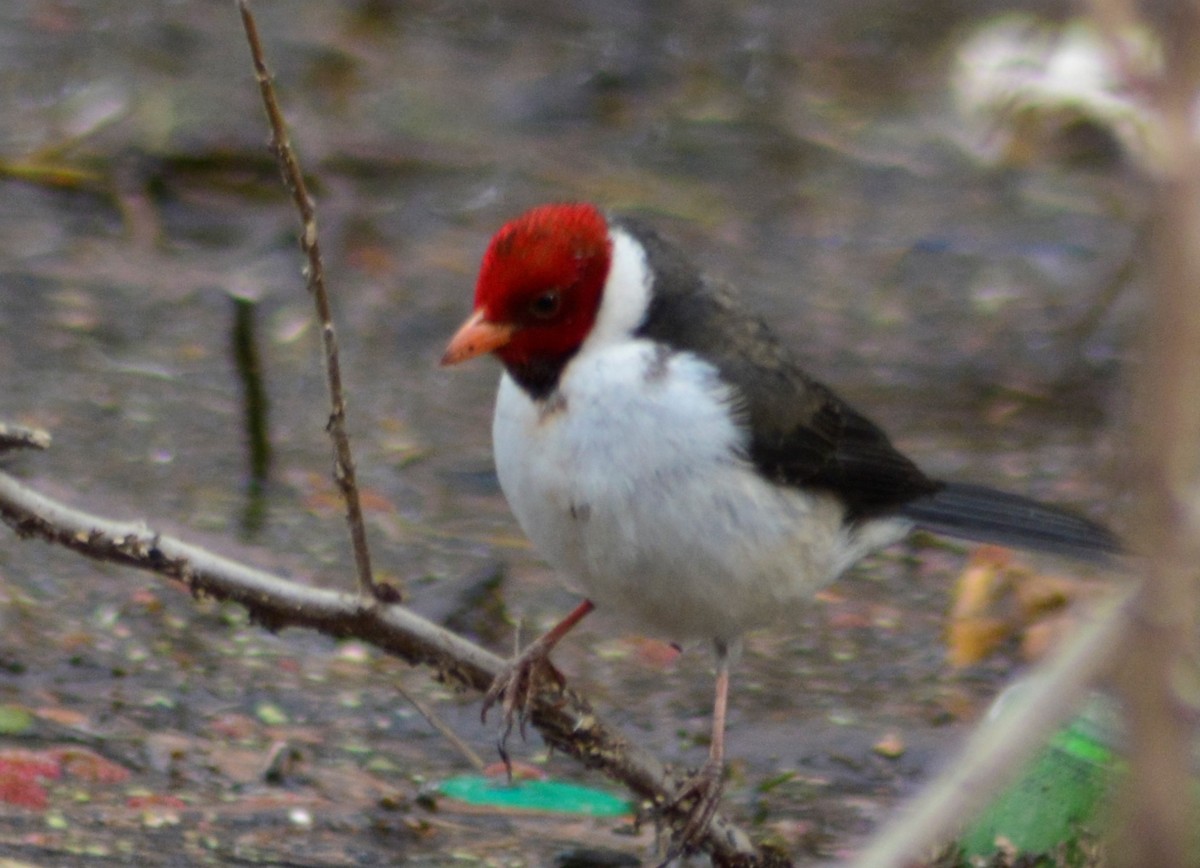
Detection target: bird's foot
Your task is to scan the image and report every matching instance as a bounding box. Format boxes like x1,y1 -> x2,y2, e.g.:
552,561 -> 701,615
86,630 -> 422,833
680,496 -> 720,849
661,757 -> 725,858
481,637 -> 566,754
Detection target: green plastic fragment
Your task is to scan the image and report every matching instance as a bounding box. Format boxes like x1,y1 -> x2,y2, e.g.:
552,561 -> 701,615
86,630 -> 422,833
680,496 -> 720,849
437,775 -> 633,816
959,705 -> 1121,862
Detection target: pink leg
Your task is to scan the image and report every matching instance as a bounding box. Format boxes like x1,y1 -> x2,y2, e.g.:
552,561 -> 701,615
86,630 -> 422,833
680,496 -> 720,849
709,652 -> 730,769
667,641 -> 732,854
481,599 -> 595,745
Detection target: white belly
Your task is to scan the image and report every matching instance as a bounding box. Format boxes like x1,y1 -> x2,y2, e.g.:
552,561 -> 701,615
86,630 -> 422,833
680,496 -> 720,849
492,340 -> 883,645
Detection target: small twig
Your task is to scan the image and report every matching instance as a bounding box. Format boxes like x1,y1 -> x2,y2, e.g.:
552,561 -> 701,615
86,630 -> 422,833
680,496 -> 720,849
237,0 -> 387,603
396,683 -> 487,772
0,465 -> 768,866
0,424 -> 51,453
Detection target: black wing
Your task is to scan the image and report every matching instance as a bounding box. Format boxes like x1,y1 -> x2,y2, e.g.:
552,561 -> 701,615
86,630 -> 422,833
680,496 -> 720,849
622,217 -> 940,523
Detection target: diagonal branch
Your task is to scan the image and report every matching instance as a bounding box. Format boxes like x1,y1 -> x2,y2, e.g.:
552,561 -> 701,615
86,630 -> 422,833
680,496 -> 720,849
0,465 -> 777,867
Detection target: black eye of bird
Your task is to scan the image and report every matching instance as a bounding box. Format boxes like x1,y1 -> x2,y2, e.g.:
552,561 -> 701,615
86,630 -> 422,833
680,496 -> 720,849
530,290 -> 562,319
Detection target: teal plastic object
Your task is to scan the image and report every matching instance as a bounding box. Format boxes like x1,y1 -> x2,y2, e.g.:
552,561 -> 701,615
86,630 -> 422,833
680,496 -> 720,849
437,775 -> 635,817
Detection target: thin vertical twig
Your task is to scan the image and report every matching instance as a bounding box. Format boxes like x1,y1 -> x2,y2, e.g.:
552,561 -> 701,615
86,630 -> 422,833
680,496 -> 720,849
237,0 -> 392,603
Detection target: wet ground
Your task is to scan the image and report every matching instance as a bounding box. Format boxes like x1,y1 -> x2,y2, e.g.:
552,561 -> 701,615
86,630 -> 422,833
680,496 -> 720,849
0,1 -> 1137,865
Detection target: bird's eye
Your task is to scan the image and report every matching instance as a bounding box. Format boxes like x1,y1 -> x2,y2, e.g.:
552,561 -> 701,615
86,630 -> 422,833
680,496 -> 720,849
529,290 -> 562,319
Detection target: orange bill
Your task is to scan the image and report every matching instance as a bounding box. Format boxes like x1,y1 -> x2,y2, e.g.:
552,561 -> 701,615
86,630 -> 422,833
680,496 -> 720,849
441,310 -> 515,366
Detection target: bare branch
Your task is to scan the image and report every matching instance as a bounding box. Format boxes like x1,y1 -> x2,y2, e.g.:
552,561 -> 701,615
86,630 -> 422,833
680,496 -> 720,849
0,466 -> 774,866
237,0 -> 385,602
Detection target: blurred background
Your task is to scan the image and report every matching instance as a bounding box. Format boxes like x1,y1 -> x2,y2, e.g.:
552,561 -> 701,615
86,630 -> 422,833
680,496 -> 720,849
0,1 -> 1141,863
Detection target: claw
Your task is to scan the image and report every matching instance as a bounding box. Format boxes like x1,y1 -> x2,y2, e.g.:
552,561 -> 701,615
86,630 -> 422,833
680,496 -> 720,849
659,640 -> 734,859
479,599 -> 595,765
481,637 -> 569,767
660,758 -> 725,860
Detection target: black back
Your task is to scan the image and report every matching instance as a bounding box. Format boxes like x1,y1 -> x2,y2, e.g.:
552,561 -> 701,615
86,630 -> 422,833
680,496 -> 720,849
620,217 -> 941,523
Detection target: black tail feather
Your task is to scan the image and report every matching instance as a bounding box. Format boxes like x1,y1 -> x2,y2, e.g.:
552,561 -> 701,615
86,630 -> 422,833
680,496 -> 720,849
897,481 -> 1120,563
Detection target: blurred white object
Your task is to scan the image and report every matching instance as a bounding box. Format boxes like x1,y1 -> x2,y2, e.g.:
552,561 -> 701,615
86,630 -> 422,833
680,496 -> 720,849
951,13 -> 1165,169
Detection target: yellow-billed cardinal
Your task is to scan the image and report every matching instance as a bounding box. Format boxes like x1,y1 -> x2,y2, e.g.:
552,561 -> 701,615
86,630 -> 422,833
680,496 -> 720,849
441,202 -> 1117,851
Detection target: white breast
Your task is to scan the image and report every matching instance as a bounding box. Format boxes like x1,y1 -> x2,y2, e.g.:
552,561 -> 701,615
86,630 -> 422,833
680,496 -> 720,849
492,340 -> 865,645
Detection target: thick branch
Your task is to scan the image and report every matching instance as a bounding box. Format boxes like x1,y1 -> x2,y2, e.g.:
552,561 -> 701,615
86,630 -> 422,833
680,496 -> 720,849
0,468 -> 774,866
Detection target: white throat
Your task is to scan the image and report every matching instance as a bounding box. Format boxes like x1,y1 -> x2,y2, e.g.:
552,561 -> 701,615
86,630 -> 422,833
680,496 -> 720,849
577,227 -> 652,356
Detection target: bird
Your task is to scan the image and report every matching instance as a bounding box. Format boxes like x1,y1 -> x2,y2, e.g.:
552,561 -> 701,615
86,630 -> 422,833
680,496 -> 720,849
440,202 -> 1118,854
